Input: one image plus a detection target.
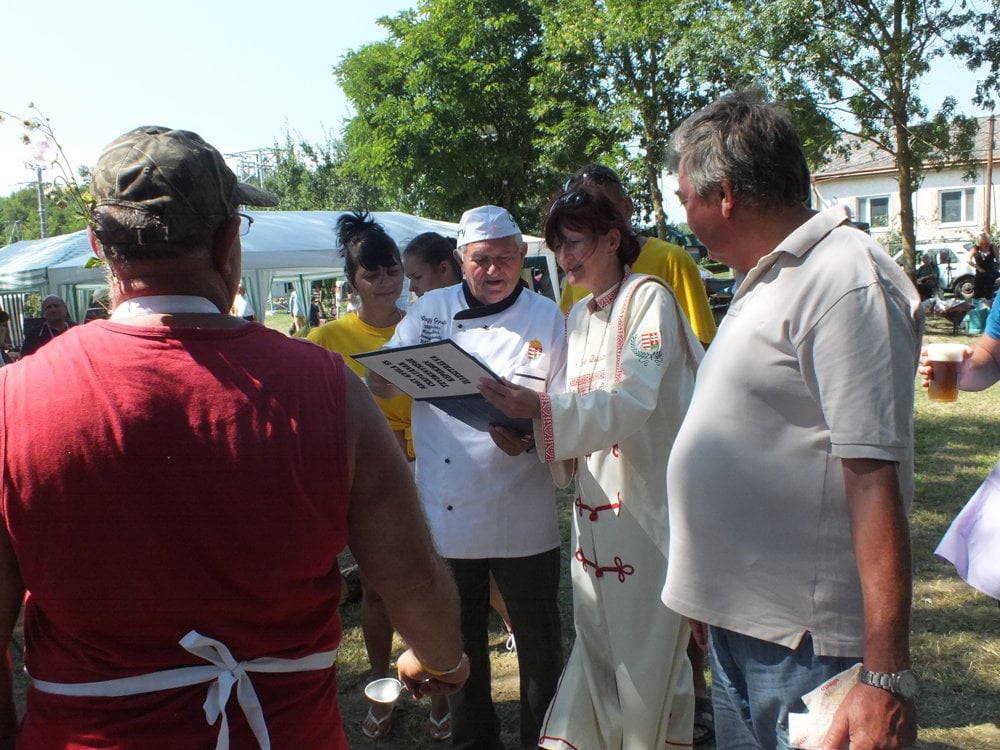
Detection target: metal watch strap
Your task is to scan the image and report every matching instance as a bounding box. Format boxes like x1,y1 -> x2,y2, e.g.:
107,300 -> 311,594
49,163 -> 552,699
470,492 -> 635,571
859,667 -> 918,698
860,668 -> 892,690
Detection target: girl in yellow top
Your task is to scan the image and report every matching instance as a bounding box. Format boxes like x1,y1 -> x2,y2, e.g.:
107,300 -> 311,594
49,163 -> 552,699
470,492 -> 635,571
308,213 -> 448,741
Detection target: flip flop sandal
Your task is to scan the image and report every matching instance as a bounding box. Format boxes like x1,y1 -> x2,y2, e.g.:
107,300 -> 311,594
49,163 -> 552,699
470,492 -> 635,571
693,696 -> 714,746
428,710 -> 452,741
361,704 -> 394,740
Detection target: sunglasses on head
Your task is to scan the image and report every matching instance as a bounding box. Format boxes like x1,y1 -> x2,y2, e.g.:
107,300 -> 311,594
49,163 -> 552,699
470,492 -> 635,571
549,190 -> 590,215
563,165 -> 622,192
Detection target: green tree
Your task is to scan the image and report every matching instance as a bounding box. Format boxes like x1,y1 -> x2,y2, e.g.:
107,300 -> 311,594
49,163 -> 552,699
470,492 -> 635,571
956,0 -> 1000,109
264,130 -> 388,211
336,0 -> 551,226
1,184 -> 88,245
535,0 -> 756,238
736,0 -> 990,275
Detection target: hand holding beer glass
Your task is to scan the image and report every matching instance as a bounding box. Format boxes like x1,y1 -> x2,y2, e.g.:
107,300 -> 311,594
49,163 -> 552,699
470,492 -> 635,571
922,343 -> 970,402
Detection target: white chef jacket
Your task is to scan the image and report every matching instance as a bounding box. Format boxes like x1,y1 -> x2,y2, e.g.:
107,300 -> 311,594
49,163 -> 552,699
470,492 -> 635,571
387,282 -> 567,558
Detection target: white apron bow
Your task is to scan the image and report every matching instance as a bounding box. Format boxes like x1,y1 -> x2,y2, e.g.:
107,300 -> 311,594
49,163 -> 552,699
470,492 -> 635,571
29,630 -> 338,750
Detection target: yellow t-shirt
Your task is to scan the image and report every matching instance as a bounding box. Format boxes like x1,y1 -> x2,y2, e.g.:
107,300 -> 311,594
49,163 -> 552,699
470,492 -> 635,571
308,312 -> 414,457
560,237 -> 717,344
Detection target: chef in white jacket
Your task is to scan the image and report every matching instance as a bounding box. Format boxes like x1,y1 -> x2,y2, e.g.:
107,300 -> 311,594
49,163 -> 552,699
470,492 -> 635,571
370,205 -> 566,750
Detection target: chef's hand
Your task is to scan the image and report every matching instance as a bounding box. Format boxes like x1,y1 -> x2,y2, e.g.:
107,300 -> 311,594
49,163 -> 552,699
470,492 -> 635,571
488,425 -> 535,456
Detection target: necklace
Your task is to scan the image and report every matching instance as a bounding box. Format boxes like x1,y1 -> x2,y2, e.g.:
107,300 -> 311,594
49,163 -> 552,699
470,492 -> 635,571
358,306 -> 403,328
574,278 -> 624,394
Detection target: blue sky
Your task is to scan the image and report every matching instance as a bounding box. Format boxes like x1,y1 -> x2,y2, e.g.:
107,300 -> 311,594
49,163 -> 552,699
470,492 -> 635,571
1,0 -> 990,198
1,0 -> 414,195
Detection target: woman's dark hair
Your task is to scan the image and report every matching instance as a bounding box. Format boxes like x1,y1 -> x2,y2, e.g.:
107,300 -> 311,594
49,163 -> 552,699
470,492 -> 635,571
544,186 -> 641,266
337,211 -> 401,285
403,232 -> 461,279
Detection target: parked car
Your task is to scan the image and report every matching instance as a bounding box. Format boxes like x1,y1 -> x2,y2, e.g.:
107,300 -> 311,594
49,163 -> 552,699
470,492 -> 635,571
665,226 -> 708,262
893,242 -> 976,299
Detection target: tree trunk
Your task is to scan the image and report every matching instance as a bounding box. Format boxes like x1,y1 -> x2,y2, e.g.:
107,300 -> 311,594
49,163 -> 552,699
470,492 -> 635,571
895,121 -> 917,281
638,106 -> 667,240
646,155 -> 667,240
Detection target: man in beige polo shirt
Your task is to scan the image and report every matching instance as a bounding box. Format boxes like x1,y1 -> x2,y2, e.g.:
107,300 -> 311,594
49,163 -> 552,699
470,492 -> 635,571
662,91 -> 922,750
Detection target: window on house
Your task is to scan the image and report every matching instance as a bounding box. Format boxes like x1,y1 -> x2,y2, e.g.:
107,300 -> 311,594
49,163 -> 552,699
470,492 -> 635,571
857,196 -> 890,228
939,188 -> 976,225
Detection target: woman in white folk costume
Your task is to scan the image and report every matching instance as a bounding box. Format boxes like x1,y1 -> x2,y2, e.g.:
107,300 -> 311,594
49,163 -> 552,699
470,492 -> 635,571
480,186 -> 702,749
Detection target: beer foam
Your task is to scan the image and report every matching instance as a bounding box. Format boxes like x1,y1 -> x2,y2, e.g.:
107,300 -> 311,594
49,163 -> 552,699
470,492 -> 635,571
926,343 -> 967,362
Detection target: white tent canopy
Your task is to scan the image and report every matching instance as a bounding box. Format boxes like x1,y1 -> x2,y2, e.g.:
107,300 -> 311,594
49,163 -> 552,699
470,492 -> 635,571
0,211 -> 557,322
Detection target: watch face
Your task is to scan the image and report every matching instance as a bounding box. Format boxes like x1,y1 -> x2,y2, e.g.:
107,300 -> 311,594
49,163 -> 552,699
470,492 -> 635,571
896,670 -> 918,698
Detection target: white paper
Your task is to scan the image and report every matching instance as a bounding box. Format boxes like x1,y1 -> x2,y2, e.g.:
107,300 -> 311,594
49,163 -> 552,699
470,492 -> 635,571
788,663 -> 861,750
353,339 -> 533,434
353,339 -> 495,398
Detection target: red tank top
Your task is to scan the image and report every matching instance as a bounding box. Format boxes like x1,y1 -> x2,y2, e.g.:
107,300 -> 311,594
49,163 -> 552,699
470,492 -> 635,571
1,320 -> 351,748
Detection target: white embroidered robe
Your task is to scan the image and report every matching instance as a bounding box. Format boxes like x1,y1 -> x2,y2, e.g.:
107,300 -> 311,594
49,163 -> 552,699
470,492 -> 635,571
537,272 -> 703,750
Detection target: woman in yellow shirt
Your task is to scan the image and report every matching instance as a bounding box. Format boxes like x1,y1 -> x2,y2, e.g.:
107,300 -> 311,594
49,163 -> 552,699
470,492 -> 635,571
309,214 -> 450,742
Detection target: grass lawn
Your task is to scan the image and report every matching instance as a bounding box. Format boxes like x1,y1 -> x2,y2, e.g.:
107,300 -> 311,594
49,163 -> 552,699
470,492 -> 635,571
9,309 -> 999,748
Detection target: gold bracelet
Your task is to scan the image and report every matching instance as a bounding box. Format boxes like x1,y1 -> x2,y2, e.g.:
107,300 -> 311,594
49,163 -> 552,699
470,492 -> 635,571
419,653 -> 468,677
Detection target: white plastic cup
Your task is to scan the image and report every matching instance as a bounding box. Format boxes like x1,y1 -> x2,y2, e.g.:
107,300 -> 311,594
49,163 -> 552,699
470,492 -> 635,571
364,677 -> 404,703
926,343 -> 966,402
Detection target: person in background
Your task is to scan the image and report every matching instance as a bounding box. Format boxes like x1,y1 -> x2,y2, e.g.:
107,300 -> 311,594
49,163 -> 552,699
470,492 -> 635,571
308,213 -> 452,742
0,124 -> 467,749
232,282 -> 256,321
309,295 -> 324,328
403,232 -> 462,298
346,288 -> 361,315
288,288 -> 307,334
920,301 -> 1000,603
0,311 -> 12,365
967,232 -> 999,300
662,91 -> 921,750
370,206 -> 567,750
915,253 -> 939,301
480,185 -> 702,748
402,231 -> 518,654
19,295 -> 75,357
559,164 -> 717,348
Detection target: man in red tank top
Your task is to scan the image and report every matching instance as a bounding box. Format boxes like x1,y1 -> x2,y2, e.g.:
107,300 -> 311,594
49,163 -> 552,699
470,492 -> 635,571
0,126 -> 468,749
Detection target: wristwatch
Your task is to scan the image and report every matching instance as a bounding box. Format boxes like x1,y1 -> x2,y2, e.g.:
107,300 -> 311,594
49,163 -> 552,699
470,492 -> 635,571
858,667 -> 919,699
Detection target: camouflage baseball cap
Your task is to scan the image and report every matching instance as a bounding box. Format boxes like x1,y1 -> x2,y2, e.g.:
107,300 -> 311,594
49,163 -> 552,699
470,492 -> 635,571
90,126 -> 278,243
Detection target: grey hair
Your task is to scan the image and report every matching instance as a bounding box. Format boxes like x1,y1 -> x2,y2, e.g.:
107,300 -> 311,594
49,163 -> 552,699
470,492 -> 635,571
90,203 -> 220,264
667,89 -> 811,210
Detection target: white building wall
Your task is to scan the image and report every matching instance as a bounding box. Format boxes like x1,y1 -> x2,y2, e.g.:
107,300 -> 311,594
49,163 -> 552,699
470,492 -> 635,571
813,167 -> 998,245
813,173 -> 898,243
665,162 -> 998,246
